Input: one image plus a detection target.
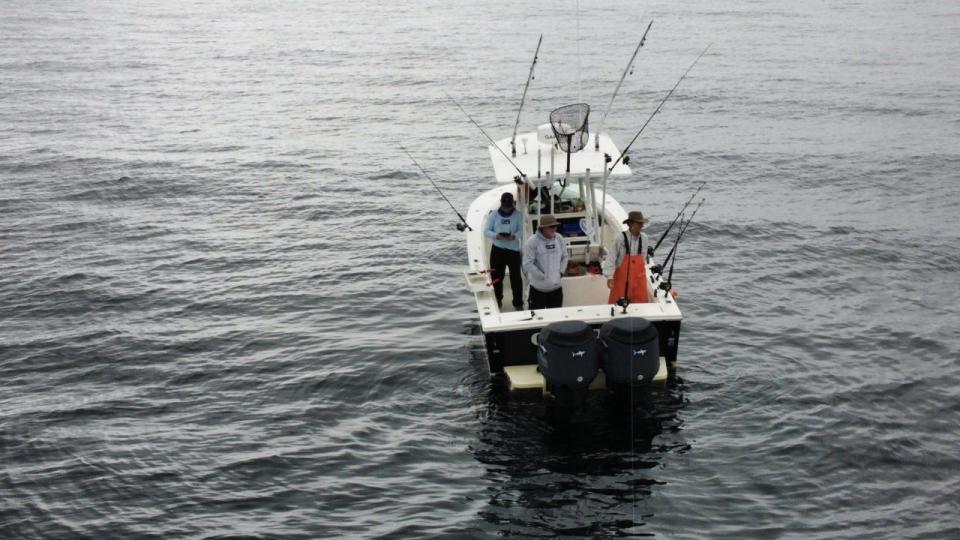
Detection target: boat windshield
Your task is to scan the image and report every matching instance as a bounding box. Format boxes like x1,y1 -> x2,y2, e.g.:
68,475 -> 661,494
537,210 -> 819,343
528,177 -> 591,214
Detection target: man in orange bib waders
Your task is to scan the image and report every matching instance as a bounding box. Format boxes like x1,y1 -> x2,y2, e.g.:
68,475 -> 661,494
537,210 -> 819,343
603,210 -> 652,305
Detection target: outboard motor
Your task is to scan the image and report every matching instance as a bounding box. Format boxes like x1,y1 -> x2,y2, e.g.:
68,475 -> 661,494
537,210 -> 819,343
599,317 -> 660,386
537,321 -> 599,393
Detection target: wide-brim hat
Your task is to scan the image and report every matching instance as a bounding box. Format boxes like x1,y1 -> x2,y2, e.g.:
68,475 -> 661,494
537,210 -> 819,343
623,211 -> 649,225
538,215 -> 560,229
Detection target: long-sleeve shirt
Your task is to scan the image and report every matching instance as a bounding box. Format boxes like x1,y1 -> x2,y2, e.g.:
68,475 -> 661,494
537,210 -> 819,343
522,231 -> 568,292
483,208 -> 523,251
602,231 -> 650,278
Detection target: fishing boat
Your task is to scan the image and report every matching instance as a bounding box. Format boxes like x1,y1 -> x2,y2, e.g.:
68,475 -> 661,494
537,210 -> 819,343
462,118 -> 686,394
400,30 -> 708,397
454,35 -> 708,397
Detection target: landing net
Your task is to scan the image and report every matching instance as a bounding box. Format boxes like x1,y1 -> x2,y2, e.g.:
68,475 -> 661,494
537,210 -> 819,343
549,103 -> 590,153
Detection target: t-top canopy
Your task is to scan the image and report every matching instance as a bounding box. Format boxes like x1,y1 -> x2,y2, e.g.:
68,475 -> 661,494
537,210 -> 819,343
488,129 -> 632,184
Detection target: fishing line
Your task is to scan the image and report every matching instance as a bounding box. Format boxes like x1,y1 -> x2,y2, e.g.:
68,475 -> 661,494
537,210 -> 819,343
631,315 -> 637,529
576,0 -> 582,104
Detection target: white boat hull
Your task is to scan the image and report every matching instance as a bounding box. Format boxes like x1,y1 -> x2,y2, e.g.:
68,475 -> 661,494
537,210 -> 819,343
463,131 -> 683,380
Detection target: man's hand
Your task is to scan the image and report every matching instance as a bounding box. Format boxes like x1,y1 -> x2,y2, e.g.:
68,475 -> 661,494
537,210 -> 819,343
606,278 -> 614,289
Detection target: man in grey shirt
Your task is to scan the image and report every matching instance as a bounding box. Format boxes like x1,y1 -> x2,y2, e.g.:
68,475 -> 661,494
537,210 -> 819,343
522,215 -> 568,309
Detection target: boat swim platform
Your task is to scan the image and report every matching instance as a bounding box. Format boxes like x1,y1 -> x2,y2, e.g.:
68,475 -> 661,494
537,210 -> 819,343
503,357 -> 668,392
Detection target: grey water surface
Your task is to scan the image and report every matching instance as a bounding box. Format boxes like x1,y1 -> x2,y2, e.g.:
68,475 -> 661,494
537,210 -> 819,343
2,1 -> 959,538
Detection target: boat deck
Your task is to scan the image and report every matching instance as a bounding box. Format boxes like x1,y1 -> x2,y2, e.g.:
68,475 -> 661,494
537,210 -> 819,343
503,358 -> 668,392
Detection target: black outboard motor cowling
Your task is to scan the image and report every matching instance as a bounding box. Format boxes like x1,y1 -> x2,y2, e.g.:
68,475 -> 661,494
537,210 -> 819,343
600,317 -> 660,386
537,321 -> 599,391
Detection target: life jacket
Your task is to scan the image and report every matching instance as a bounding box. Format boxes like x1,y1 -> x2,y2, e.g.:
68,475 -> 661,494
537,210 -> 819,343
607,231 -> 649,304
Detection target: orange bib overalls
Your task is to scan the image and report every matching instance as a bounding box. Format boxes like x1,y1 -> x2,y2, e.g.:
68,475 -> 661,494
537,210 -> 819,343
607,232 -> 649,304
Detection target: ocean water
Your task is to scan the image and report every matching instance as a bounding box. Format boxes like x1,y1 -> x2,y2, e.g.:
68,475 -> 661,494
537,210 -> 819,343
2,1 -> 959,538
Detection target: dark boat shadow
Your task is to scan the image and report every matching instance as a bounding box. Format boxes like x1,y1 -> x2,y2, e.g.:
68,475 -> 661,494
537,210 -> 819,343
461,337 -> 689,537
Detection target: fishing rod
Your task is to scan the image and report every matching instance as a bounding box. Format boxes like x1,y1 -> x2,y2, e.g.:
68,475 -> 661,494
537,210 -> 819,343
659,198 -> 704,271
659,212 -> 692,296
443,90 -> 528,180
654,222 -> 686,298
399,143 -> 472,231
595,20 -> 654,151
609,43 -> 712,173
511,34 -> 543,157
653,181 -> 705,252
653,213 -> 683,295
665,234 -> 679,287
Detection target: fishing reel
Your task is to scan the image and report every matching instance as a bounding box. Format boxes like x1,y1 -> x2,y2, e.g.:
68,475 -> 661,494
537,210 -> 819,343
656,280 -> 681,301
456,223 -> 468,232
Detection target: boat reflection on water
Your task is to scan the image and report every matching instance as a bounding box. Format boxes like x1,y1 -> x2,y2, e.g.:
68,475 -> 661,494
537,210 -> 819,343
464,345 -> 689,537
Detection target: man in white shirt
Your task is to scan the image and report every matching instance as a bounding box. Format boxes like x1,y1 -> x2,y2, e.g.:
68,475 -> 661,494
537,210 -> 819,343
603,211 -> 652,304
